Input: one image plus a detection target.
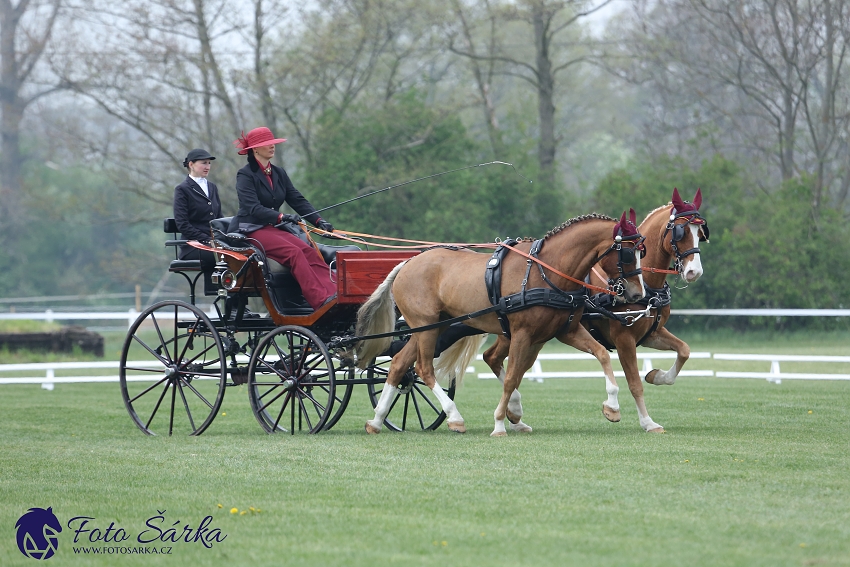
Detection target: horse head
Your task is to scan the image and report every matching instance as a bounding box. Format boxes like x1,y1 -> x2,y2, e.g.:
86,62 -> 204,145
598,209 -> 646,303
668,188 -> 708,283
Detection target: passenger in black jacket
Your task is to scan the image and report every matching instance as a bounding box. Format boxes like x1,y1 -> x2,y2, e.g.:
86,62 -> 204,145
229,127 -> 337,310
173,148 -> 223,292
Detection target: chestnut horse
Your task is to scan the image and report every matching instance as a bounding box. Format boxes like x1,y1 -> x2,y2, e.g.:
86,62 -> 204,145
577,188 -> 708,432
355,212 -> 646,436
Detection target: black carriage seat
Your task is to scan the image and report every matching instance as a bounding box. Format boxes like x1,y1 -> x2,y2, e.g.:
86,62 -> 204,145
209,217 -> 360,314
164,218 -> 208,305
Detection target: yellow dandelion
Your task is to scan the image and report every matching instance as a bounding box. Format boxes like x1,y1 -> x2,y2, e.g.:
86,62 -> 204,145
222,412 -> 227,416
684,459 -> 690,463
698,398 -> 705,401
808,410 -> 813,414
441,541 -> 447,546
217,504 -> 223,509
799,543 -> 807,548
480,532 -> 486,537
240,511 -> 247,516
230,508 -> 238,514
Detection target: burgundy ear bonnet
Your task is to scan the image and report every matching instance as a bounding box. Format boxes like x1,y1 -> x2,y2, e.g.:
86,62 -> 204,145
613,208 -> 640,239
671,187 -> 702,216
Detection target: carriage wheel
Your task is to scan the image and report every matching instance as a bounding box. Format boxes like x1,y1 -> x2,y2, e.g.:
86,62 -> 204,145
365,357 -> 456,431
120,300 -> 226,436
247,326 -> 335,434
320,371 -> 354,432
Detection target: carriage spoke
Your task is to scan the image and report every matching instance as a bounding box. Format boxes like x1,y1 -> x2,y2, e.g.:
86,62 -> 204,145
176,380 -> 197,432
168,374 -> 178,436
271,391 -> 292,432
297,394 -> 315,432
149,312 -> 172,364
257,386 -> 289,414
402,392 -> 411,430
413,383 -> 442,414
179,377 -> 215,410
176,317 -> 203,364
129,376 -> 169,404
144,380 -> 171,430
131,334 -> 169,366
411,388 -> 427,429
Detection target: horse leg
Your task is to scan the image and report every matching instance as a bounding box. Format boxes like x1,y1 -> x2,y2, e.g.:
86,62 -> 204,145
483,336 -> 532,432
365,335 -> 418,434
416,329 -> 466,433
613,334 -> 664,433
556,325 -> 621,423
641,327 -> 690,386
492,337 -> 540,437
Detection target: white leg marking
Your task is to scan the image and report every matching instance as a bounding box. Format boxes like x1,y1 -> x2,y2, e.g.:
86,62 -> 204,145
639,414 -> 664,432
366,384 -> 399,432
431,384 -> 463,424
604,376 -> 620,410
492,408 -> 507,437
651,363 -> 677,386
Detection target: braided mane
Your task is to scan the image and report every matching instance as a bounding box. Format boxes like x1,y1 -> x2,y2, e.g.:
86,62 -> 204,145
641,202 -> 673,225
544,212 -> 616,240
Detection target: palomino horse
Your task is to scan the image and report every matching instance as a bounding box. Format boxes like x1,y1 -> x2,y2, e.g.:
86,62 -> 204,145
577,187 -> 708,432
355,212 -> 646,436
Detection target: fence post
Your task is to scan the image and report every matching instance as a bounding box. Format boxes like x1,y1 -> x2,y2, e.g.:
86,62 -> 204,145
769,360 -> 782,385
46,309 -> 54,324
128,308 -> 138,330
42,368 -> 54,391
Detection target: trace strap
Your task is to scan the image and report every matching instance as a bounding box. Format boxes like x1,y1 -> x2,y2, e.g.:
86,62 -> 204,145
499,242 -> 615,296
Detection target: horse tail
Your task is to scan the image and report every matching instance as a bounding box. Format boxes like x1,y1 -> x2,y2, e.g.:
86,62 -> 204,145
434,334 -> 487,388
354,261 -> 406,370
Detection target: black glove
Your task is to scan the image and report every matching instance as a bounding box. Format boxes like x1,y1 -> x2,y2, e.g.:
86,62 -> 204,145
316,219 -> 340,238
274,214 -> 301,229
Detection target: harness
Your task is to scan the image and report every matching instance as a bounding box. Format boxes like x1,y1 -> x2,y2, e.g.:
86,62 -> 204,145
663,209 -> 710,273
484,239 -> 587,338
583,282 -> 672,350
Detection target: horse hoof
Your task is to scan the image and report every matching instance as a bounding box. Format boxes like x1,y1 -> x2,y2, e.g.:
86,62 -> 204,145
602,404 -> 621,423
646,426 -> 665,433
644,369 -> 659,384
509,421 -> 532,433
365,421 -> 381,434
490,430 -> 508,437
447,421 -> 466,434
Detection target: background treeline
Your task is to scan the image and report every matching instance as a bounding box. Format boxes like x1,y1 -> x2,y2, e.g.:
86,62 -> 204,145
1,0 -> 849,329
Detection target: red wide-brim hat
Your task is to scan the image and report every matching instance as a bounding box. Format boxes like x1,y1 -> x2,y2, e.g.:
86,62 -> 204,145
233,127 -> 287,155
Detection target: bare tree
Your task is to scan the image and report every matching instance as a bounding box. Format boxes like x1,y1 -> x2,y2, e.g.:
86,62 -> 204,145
0,0 -> 61,222
448,0 -> 613,190
628,0 -> 850,214
53,0 -> 246,208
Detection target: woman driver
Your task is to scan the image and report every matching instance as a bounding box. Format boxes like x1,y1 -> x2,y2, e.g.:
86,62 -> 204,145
228,127 -> 337,310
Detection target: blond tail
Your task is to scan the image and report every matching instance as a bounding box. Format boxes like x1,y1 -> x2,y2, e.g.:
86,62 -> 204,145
434,334 -> 487,388
354,261 -> 406,370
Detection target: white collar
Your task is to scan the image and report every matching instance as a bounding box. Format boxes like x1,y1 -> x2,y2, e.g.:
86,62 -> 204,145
189,175 -> 208,185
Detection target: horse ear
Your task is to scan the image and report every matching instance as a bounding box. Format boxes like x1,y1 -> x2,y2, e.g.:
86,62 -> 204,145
613,211 -> 626,238
693,188 -> 702,210
672,187 -> 685,212
629,208 -> 637,226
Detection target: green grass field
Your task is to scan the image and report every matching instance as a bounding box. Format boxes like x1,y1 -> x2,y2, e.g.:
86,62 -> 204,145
1,331 -> 849,566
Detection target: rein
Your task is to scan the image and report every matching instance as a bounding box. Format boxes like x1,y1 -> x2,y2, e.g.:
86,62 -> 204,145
499,241 -> 615,296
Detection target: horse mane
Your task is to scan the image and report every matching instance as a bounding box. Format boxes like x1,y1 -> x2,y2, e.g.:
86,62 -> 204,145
641,202 -> 673,225
544,212 -> 616,240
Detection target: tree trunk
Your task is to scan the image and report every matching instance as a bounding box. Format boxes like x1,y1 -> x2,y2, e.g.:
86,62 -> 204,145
1,0 -> 22,224
533,3 -> 557,190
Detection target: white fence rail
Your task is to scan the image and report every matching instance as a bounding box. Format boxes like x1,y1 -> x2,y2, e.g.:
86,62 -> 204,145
475,352 -> 713,381
2,352 -> 849,389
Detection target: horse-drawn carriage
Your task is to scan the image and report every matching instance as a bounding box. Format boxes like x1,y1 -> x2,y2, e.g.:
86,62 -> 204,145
119,217 -> 456,436
120,187 -> 708,437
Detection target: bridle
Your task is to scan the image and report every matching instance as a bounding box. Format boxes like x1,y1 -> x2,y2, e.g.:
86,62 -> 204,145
596,233 -> 646,297
662,209 -> 709,275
